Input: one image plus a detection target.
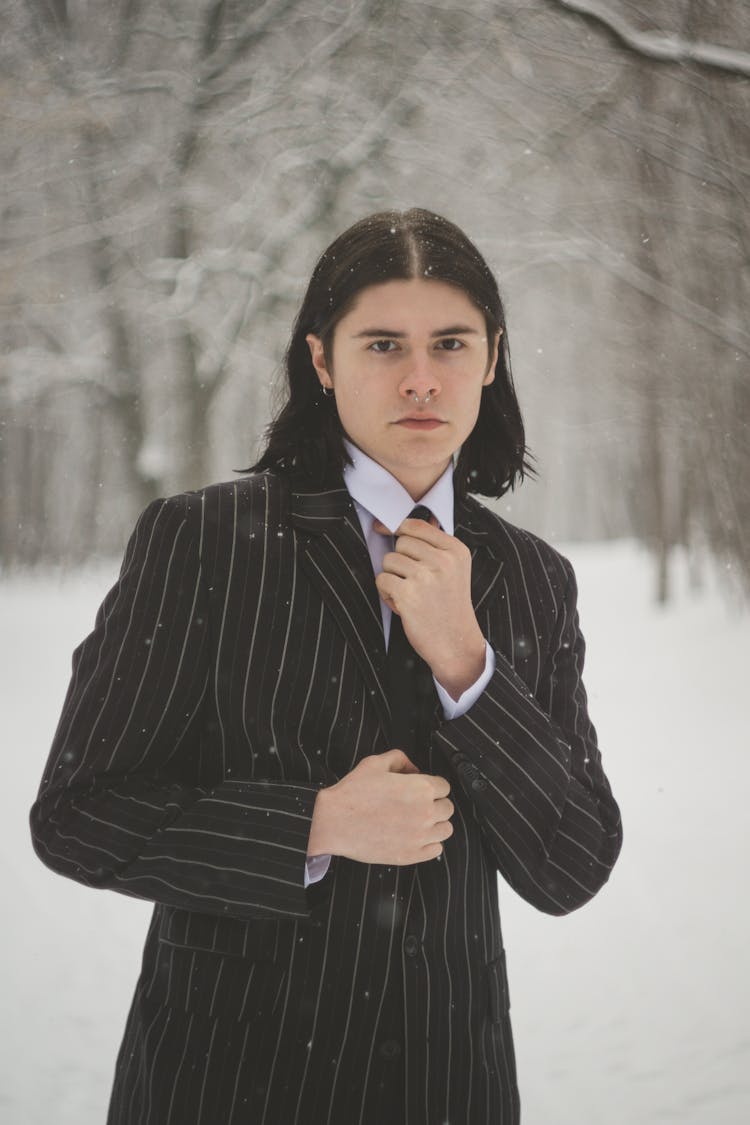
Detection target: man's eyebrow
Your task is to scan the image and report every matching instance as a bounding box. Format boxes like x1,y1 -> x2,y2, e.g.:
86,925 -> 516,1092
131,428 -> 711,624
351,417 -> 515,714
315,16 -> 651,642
352,325 -> 481,338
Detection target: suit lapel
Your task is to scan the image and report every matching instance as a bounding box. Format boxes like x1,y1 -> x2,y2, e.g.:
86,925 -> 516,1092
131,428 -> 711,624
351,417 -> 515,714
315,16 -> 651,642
290,480 -> 392,735
454,494 -> 506,614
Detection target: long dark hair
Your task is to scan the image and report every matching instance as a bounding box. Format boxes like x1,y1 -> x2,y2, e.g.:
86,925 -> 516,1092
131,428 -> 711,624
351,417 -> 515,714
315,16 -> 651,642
247,208 -> 533,498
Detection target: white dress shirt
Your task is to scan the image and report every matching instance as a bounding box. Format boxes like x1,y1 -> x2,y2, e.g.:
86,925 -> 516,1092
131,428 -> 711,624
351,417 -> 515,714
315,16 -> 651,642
304,439 -> 496,886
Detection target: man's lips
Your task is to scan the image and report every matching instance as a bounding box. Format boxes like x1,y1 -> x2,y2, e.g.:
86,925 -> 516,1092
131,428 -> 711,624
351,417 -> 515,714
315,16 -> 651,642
394,416 -> 445,429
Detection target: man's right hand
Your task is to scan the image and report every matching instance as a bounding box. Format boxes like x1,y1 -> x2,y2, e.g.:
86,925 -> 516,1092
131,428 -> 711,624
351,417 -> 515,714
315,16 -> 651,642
307,749 -> 454,866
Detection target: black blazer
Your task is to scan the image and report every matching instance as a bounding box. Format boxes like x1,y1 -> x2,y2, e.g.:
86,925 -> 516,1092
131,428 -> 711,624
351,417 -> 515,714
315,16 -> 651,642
30,470 -> 622,1125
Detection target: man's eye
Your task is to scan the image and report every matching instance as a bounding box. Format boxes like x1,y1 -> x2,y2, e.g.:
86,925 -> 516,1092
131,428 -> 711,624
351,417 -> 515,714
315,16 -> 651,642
369,339 -> 398,353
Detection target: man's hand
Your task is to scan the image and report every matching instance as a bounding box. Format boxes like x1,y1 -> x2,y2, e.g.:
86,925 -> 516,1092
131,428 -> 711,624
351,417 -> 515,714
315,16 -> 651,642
374,515 -> 486,699
307,749 -> 454,865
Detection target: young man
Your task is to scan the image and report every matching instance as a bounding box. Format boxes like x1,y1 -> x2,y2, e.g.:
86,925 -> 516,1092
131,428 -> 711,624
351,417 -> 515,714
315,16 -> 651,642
31,208 -> 623,1125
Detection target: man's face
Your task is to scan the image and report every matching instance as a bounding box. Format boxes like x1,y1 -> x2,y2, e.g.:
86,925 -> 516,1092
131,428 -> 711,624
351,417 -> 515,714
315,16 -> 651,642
306,278 -> 499,499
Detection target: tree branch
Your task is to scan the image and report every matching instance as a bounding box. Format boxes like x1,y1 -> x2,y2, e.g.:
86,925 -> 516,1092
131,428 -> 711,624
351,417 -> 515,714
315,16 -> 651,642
571,233 -> 750,359
551,0 -> 750,79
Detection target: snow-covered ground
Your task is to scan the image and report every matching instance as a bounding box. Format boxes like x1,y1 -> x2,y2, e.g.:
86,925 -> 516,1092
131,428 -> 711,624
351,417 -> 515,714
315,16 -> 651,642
2,541 -> 748,1124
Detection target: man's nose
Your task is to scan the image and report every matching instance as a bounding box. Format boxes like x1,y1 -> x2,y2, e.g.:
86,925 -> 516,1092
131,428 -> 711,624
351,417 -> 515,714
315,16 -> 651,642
399,351 -> 440,399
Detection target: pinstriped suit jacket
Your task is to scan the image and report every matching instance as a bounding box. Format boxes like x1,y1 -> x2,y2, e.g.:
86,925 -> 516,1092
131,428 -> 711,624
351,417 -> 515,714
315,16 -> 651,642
30,469 -> 622,1125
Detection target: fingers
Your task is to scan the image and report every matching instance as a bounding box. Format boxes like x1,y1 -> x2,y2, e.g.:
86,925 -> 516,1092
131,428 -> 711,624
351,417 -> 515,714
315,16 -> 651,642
392,519 -> 449,560
395,515 -> 442,537
380,551 -> 418,579
424,812 -> 454,857
392,761 -> 451,798
427,774 -> 451,799
393,539 -> 429,563
381,748 -> 420,773
374,572 -> 408,619
372,515 -> 441,537
435,818 -> 454,842
390,534 -> 436,563
380,755 -> 451,806
419,826 -> 452,861
433,796 -> 454,822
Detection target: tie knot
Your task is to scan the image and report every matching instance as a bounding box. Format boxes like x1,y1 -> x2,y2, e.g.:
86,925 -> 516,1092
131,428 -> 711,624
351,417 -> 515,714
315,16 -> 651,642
409,505 -> 432,522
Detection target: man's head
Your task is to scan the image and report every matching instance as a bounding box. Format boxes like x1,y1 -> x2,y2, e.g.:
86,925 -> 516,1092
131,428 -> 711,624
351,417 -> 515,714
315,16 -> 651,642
305,276 -> 499,501
251,208 -> 532,498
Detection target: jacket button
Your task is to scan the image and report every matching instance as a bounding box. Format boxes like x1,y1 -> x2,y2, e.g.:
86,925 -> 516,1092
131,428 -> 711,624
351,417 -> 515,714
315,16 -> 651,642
404,934 -> 419,957
379,1038 -> 401,1059
471,777 -> 487,791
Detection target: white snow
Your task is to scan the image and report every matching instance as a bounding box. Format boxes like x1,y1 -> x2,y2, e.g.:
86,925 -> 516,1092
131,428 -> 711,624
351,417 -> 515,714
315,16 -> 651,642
2,541 -> 748,1124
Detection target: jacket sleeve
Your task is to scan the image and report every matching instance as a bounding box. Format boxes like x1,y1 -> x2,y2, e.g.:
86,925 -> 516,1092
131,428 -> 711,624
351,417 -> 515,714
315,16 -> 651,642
30,494 -> 328,923
433,556 -> 623,916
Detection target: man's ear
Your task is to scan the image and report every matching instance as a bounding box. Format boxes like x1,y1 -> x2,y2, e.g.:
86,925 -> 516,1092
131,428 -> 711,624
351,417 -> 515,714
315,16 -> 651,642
483,329 -> 502,385
305,333 -> 333,393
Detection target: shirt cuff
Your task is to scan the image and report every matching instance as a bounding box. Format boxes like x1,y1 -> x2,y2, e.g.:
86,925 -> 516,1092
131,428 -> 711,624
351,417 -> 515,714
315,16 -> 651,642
304,853 -> 332,887
434,639 -> 495,719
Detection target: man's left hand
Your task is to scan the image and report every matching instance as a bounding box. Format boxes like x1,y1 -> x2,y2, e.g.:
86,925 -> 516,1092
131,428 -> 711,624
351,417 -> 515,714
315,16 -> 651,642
374,515 -> 486,699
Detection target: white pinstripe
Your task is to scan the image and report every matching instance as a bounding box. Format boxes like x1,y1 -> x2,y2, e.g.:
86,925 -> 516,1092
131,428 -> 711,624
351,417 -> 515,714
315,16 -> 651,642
216,484 -> 240,774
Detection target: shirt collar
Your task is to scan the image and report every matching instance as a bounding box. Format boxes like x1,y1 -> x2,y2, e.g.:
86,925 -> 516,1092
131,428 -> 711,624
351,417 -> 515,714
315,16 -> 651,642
342,438 -> 455,535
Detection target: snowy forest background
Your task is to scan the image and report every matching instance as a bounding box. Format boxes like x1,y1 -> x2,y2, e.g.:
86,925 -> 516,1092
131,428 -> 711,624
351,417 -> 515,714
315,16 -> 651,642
2,0 -> 749,604
2,2 -> 750,1124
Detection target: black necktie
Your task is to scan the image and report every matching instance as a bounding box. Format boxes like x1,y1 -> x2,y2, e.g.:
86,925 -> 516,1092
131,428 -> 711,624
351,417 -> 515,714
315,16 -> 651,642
385,505 -> 437,766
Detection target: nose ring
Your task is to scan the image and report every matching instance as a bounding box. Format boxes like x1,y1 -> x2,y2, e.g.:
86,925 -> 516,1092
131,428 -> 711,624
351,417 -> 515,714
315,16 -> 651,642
412,391 -> 431,404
